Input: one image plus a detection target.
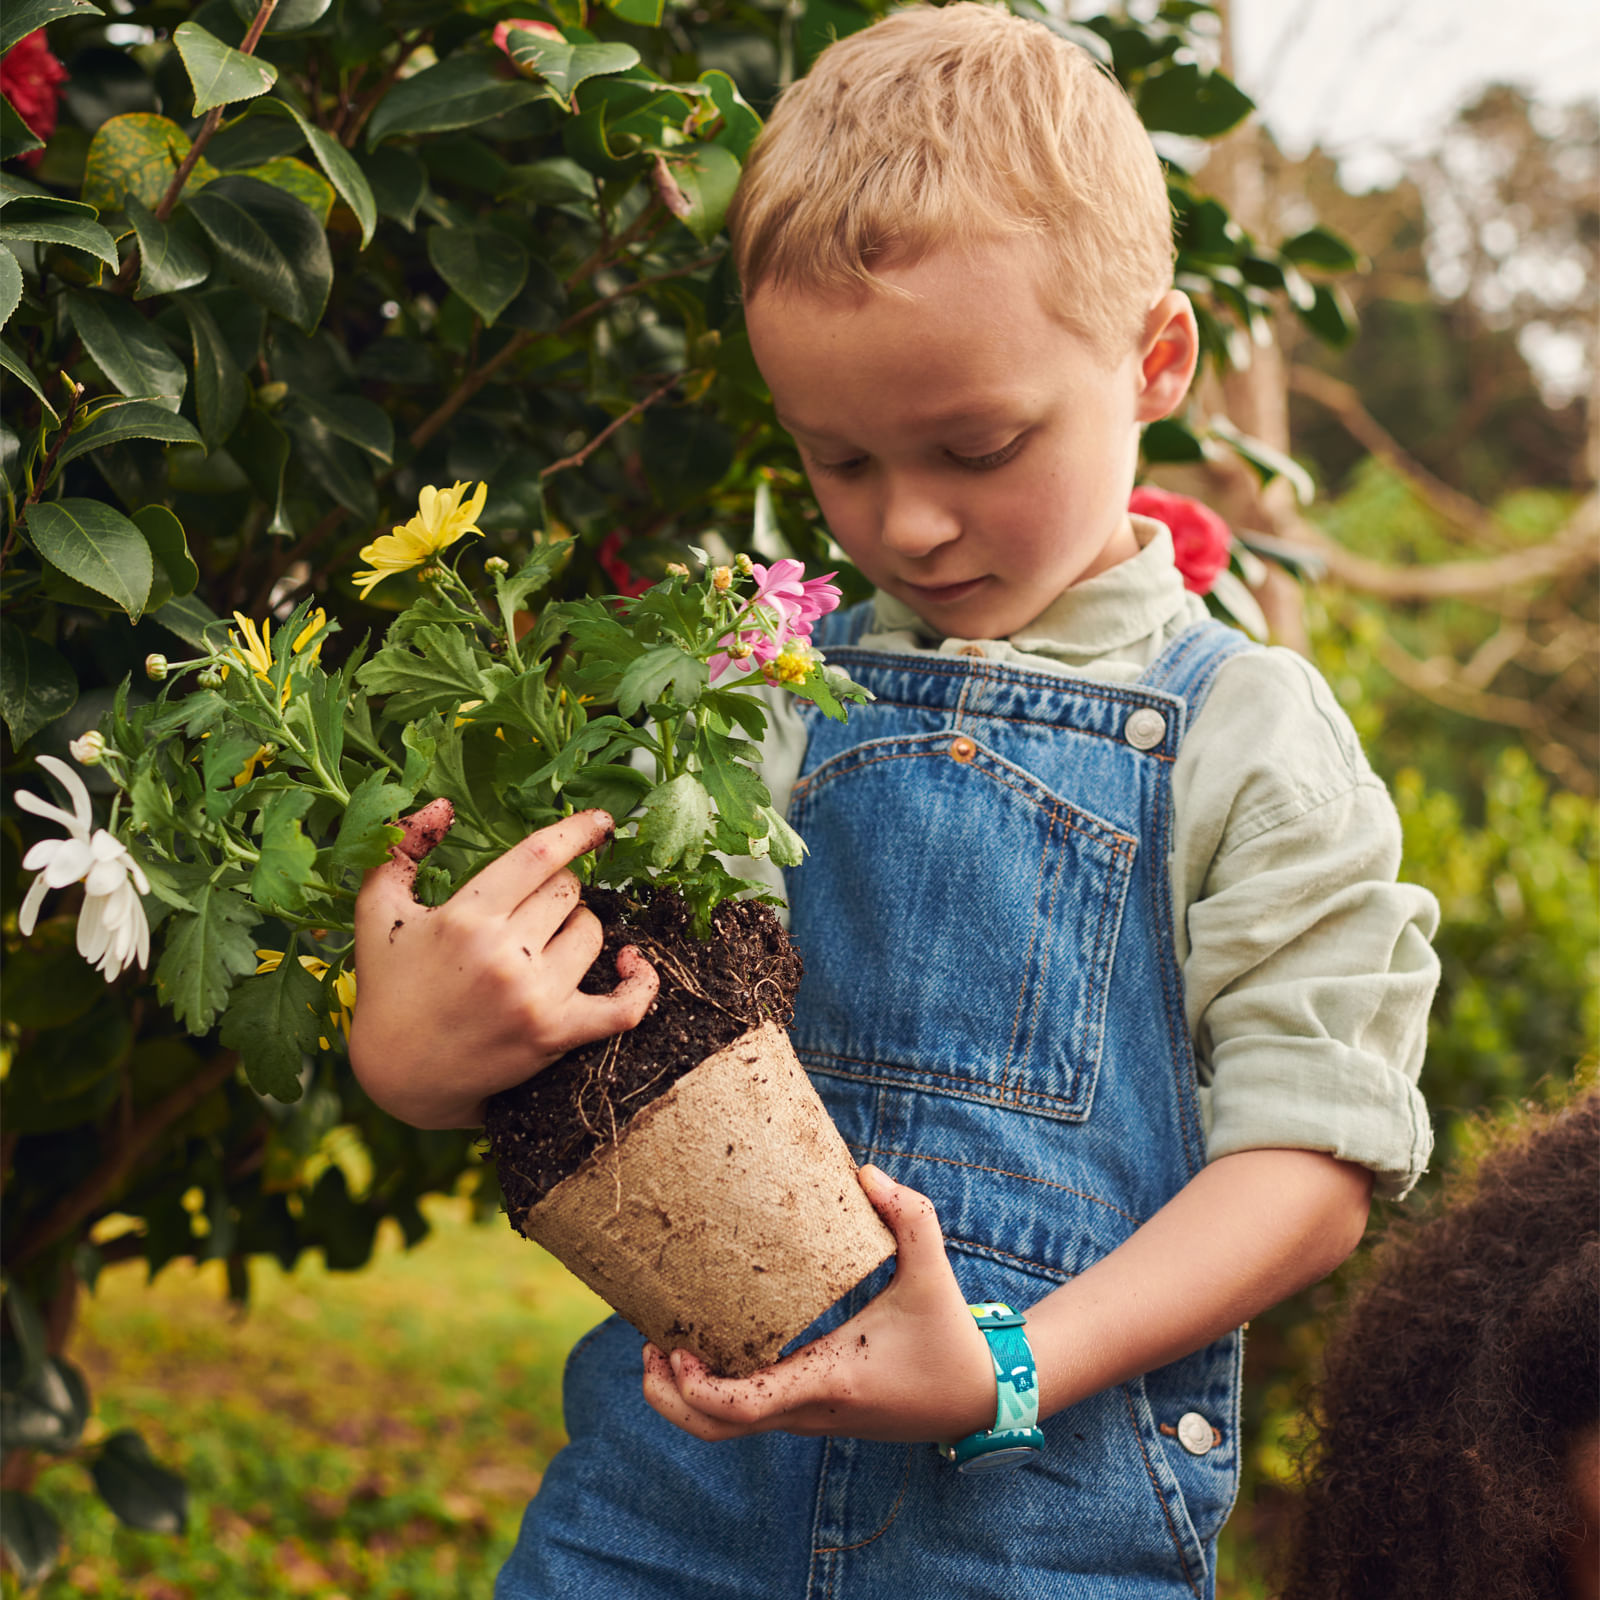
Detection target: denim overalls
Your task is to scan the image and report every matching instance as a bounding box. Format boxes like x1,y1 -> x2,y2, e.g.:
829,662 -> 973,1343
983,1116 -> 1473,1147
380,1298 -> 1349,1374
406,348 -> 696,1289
499,612 -> 1255,1600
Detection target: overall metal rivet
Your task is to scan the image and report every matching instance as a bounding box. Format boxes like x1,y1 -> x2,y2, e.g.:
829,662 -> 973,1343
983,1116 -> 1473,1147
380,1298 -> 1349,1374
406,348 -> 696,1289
1176,1412 -> 1218,1456
950,736 -> 977,763
1124,708 -> 1167,751
956,643 -> 986,657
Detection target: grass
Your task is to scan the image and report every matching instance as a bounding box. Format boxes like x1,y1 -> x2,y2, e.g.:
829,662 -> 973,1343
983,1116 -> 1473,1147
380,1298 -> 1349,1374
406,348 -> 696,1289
13,1199 -> 610,1600
11,1198 -> 1280,1598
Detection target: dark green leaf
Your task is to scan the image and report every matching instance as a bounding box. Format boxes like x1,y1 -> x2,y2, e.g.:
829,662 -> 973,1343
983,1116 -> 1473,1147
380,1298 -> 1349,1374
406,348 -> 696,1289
255,100 -> 376,247
134,504 -> 199,609
360,145 -> 426,230
616,643 -> 706,716
1,0 -> 104,58
173,21 -> 278,115
25,499 -> 154,618
0,619 -> 77,745
284,405 -> 376,519
0,1493 -> 59,1586
0,243 -> 21,332
357,625 -> 489,707
0,197 -> 119,269
365,53 -> 541,148
0,1355 -> 90,1452
124,193 -> 211,300
1280,225 -> 1363,273
695,728 -> 768,833
227,0 -> 332,31
1140,417 -> 1205,464
186,176 -> 332,334
230,407 -> 293,534
0,94 -> 44,164
670,143 -> 740,244
640,404 -> 733,506
636,772 -> 711,868
604,0 -> 664,22
503,33 -> 641,100
68,288 -> 186,410
286,391 -> 393,462
90,1431 -> 188,1535
563,97 -> 645,179
305,1164 -> 377,1271
330,770 -> 412,872
57,399 -> 203,468
206,110 -> 305,169
0,338 -> 54,418
425,224 -> 528,327
179,295 -> 245,449
1207,416 -> 1316,504
156,880 -> 259,1034
250,789 -> 317,911
150,589 -> 225,650
1295,279 -> 1358,349
699,70 -> 761,161
218,952 -> 318,1099
1136,63 -> 1254,138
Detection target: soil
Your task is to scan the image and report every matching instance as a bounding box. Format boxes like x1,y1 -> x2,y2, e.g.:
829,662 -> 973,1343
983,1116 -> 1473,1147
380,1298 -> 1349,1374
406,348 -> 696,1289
482,888 -> 804,1224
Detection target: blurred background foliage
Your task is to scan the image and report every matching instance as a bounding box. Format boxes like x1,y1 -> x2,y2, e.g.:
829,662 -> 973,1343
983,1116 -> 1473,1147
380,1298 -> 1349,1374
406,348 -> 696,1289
0,0 -> 1594,1592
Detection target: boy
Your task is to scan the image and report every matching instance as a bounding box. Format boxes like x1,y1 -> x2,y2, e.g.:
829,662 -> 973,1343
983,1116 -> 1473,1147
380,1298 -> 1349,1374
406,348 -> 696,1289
351,7 -> 1440,1594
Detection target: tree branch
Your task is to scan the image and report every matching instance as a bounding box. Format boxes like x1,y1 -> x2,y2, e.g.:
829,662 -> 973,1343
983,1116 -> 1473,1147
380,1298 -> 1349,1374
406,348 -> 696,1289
540,370 -> 687,480
5,1054 -> 240,1271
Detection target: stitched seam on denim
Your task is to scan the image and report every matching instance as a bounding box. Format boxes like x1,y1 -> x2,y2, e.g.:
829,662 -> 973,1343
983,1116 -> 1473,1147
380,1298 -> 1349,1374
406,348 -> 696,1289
812,1446 -> 914,1555
1122,1384 -> 1204,1598
833,649 -> 1192,710
813,695 -> 1181,756
1008,809 -> 1071,1104
804,1055 -> 1094,1115
1078,825 -> 1125,1107
805,1438 -> 836,1600
940,1235 -> 1072,1281
793,747 -> 1139,855
1000,810 -> 1055,1103
861,1144 -> 1143,1226
1138,620 -> 1213,696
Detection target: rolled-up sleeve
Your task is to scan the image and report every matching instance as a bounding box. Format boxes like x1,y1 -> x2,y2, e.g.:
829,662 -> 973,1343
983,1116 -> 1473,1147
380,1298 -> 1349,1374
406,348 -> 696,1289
1175,652 -> 1441,1200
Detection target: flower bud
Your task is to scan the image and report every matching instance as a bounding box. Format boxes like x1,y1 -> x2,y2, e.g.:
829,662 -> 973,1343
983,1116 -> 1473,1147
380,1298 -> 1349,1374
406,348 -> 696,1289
711,566 -> 733,591
418,564 -> 444,583
198,668 -> 224,689
257,380 -> 289,410
259,742 -> 279,760
69,730 -> 105,766
144,652 -> 169,682
665,561 -> 691,579
484,555 -> 510,577
727,639 -> 755,661
735,553 -> 754,576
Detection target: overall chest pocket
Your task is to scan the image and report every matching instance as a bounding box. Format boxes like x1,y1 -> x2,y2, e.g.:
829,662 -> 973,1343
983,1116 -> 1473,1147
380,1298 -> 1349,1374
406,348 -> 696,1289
787,729 -> 1137,1123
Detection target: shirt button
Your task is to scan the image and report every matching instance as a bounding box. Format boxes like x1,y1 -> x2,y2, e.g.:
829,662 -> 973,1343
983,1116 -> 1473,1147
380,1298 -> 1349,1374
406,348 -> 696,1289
949,736 -> 977,763
1124,708 -> 1167,750
1176,1412 -> 1217,1456
956,643 -> 985,657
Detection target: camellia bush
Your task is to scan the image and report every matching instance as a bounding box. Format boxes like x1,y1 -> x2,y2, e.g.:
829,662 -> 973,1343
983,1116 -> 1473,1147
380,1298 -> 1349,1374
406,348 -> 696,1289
0,0 -> 1359,1581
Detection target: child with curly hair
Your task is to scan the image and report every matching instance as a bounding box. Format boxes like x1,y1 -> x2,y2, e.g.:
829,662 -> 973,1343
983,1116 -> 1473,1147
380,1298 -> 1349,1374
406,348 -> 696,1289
1280,1091 -> 1600,1600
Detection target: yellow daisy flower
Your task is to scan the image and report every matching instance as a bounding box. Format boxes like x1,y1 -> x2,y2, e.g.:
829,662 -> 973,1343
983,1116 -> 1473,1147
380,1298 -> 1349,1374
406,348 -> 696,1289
354,481 -> 488,598
234,744 -> 276,788
227,608 -> 328,704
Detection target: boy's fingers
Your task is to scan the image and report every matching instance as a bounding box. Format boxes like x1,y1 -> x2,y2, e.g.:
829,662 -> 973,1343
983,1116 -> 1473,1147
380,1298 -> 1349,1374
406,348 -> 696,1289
469,810 -> 616,917
396,796 -> 456,861
354,798 -> 456,938
555,947 -> 659,1051
859,1165 -> 943,1267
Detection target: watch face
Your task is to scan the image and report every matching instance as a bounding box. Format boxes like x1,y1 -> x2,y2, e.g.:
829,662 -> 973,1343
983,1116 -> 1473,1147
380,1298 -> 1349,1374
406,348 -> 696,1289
956,1445 -> 1039,1475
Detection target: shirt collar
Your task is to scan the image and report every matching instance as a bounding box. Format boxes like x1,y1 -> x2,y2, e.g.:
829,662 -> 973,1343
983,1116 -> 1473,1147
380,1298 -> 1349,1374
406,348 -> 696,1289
869,515 -> 1190,655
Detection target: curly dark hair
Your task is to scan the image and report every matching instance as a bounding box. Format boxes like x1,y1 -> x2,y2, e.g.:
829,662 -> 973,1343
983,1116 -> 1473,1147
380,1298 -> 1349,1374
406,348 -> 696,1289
1279,1091 -> 1599,1600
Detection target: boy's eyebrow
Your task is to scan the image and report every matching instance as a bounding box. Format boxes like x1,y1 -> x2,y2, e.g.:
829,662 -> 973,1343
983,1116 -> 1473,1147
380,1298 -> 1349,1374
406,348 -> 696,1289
776,403 -> 1024,437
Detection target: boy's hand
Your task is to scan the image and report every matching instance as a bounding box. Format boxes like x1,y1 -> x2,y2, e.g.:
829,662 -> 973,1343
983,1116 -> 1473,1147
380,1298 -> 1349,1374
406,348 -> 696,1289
641,1166 -> 998,1444
349,802 -> 658,1129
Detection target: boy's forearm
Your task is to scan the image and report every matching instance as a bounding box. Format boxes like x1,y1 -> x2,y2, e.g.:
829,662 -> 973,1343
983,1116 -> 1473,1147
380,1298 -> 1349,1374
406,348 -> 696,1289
1027,1147 -> 1373,1420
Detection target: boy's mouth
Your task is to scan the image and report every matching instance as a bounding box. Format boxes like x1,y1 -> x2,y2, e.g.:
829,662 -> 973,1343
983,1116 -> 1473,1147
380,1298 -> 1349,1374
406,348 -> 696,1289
900,576 -> 989,605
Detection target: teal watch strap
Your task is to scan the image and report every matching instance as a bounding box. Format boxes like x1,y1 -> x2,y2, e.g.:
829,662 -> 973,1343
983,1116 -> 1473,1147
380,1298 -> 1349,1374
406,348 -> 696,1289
937,1301 -> 1045,1474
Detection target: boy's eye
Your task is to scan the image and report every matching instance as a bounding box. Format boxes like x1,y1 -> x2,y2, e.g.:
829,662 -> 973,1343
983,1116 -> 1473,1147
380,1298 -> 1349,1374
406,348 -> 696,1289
810,454 -> 867,478
949,436 -> 1025,472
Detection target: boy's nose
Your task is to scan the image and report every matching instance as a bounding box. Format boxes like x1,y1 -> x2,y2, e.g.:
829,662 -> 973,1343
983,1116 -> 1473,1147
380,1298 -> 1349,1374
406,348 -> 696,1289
878,479 -> 961,558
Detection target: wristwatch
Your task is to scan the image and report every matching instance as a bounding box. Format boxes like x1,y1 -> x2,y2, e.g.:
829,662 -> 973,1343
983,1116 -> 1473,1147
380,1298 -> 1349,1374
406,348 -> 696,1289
937,1301 -> 1045,1474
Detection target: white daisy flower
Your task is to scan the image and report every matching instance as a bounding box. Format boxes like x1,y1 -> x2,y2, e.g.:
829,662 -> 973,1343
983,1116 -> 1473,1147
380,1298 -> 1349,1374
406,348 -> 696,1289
16,754 -> 151,982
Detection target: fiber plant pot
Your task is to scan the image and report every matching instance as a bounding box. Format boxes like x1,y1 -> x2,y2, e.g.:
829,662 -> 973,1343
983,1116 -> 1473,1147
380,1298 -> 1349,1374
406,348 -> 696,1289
517,1020 -> 896,1378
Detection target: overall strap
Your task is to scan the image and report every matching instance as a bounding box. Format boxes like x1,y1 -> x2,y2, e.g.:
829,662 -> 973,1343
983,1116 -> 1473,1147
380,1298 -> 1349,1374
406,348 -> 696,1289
1139,618 -> 1259,727
811,599 -> 876,651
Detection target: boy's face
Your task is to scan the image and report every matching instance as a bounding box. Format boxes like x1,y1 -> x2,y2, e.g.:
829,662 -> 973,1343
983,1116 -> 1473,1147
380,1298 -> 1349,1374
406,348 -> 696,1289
746,242 -> 1184,640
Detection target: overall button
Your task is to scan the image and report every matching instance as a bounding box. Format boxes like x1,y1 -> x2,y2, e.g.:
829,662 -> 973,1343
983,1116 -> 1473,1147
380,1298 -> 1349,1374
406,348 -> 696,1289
949,736 -> 977,763
1176,1412 -> 1218,1456
1123,708 -> 1167,750
956,643 -> 986,657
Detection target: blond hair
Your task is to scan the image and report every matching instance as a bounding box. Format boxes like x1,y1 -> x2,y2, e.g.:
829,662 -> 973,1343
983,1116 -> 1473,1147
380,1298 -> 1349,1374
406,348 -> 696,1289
728,2 -> 1174,358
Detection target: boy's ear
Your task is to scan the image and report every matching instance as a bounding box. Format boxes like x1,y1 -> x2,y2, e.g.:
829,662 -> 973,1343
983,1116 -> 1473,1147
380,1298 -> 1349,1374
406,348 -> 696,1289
1133,290 -> 1199,425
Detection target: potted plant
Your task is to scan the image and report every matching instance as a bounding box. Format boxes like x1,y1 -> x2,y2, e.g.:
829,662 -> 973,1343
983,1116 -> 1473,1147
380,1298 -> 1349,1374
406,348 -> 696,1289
13,482 -> 895,1375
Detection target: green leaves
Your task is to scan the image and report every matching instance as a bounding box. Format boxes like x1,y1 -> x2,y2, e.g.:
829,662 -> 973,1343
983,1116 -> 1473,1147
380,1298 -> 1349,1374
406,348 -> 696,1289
254,99 -> 378,247
89,1431 -> 188,1535
56,399 -> 204,468
81,113 -> 214,215
502,33 -> 641,101
366,53 -> 542,148
0,619 -> 77,746
156,879 -> 259,1035
616,643 -> 706,716
68,289 -> 187,410
1137,63 -> 1254,138
173,22 -> 278,116
186,176 -> 332,334
0,196 -> 118,270
637,773 -> 711,868
179,295 -> 245,448
0,1492 -> 60,1586
250,791 -> 317,911
1,0 -> 103,58
0,243 -> 21,332
24,499 -> 154,619
220,960 -> 319,1100
669,143 -> 741,244
124,193 -> 211,300
427,224 -> 528,326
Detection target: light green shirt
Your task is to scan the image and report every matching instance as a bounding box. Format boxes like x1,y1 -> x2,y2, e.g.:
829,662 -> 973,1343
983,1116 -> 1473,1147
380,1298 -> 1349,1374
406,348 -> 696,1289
743,517 -> 1439,1200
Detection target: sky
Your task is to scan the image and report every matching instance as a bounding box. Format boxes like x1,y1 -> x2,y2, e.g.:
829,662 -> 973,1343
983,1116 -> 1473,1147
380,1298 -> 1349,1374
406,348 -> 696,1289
1229,0 -> 1600,190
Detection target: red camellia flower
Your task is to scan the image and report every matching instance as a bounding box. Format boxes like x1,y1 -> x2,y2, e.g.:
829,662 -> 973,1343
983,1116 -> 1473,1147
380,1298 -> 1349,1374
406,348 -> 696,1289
597,531 -> 652,599
0,30 -> 69,171
492,17 -> 564,73
1128,486 -> 1232,596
